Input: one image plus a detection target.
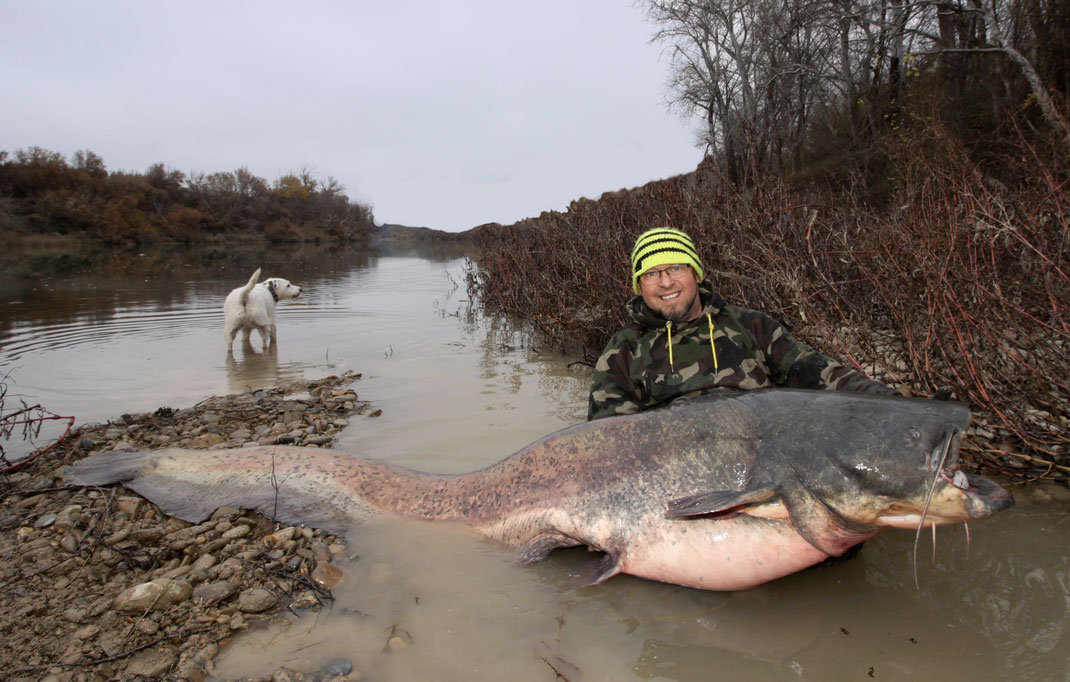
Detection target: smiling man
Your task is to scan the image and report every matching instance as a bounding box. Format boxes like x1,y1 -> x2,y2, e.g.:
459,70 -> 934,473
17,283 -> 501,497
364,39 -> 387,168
587,227 -> 895,420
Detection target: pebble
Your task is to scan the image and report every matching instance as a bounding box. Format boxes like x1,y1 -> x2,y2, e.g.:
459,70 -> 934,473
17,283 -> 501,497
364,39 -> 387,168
129,526 -> 166,543
192,553 -> 217,572
55,505 -> 83,530
73,624 -> 101,640
161,565 -> 193,580
213,557 -> 242,580
105,528 -> 131,545
264,526 -> 297,546
14,494 -> 44,509
238,588 -> 278,613
60,535 -> 79,553
322,658 -> 354,676
311,562 -> 343,589
34,513 -> 57,529
192,581 -> 239,605
114,578 -> 193,612
222,524 -> 251,540
124,648 -> 177,677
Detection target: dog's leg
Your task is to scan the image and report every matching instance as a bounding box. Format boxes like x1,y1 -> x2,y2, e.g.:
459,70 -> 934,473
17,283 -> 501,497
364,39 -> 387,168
224,322 -> 238,349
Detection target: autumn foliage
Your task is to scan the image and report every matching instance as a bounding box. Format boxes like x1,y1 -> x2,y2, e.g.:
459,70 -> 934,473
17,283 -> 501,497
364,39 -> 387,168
0,148 -> 376,244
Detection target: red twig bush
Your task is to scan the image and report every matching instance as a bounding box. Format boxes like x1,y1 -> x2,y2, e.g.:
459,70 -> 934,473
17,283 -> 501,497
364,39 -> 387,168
469,129 -> 1069,481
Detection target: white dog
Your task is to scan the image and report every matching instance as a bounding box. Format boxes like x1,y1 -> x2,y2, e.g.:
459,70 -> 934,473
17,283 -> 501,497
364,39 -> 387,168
223,268 -> 302,349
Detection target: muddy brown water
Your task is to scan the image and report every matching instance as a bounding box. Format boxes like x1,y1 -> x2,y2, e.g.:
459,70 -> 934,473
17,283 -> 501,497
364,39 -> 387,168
1,243 -> 1067,681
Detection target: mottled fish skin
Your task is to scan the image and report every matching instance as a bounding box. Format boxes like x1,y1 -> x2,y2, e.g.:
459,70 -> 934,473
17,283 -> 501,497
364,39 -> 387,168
65,389 -> 1013,590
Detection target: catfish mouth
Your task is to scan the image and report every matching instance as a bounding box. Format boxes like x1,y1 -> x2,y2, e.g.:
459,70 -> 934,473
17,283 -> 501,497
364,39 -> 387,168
933,428 -> 1014,518
941,469 -> 1015,519
879,428 -> 1014,526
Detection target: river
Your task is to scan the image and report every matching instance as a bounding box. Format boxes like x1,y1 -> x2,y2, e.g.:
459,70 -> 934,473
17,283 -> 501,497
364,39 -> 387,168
1,243 -> 1067,681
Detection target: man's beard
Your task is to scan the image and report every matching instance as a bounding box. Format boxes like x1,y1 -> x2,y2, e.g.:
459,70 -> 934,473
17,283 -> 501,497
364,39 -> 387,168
652,290 -> 699,323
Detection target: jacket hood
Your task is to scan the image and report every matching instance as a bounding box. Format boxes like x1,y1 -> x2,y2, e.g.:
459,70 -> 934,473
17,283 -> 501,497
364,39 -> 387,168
627,280 -> 726,330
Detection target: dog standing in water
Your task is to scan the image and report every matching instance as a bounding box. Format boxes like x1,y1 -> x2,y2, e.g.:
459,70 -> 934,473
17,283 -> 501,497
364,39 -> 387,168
223,268 -> 302,350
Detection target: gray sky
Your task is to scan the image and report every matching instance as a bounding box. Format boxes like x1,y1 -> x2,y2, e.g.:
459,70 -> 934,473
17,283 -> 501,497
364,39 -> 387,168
2,1 -> 701,232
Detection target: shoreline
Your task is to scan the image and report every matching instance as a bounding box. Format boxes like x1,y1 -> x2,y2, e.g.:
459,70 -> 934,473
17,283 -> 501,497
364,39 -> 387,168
0,372 -> 375,681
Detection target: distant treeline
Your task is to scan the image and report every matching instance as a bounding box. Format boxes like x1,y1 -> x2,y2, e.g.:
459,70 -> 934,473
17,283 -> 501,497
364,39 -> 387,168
0,147 -> 376,244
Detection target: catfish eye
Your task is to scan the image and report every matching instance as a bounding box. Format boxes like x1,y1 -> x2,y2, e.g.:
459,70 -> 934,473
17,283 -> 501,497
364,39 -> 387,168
907,428 -> 921,443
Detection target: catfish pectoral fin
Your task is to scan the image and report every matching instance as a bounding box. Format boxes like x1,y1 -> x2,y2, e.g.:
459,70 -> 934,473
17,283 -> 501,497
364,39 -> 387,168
518,532 -> 584,564
665,486 -> 778,519
780,486 -> 874,556
583,551 -> 624,586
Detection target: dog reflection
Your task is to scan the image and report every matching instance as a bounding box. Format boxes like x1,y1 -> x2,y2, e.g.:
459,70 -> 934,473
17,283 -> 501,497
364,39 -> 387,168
225,338 -> 280,394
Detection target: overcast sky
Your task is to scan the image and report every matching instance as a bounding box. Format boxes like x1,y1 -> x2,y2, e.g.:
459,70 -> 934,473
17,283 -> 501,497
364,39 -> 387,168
2,1 -> 701,232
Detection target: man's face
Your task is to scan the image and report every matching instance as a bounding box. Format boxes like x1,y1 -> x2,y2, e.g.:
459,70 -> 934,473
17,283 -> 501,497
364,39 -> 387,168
638,264 -> 702,322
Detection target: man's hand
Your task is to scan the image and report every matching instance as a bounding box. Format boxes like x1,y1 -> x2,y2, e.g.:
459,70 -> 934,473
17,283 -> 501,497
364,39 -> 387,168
931,386 -> 954,400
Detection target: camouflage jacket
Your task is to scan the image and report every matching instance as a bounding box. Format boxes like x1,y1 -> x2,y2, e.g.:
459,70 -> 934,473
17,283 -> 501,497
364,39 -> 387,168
587,281 -> 894,420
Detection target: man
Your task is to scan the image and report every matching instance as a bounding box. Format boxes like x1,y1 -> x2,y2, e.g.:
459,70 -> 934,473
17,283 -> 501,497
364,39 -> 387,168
588,227 -> 896,420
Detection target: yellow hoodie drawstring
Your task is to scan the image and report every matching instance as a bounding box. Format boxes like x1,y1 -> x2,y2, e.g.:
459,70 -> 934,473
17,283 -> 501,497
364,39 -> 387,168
707,313 -> 719,373
666,321 -> 674,370
666,315 -> 719,373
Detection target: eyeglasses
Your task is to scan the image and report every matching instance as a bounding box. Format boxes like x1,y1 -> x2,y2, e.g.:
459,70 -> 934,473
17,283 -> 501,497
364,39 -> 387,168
639,264 -> 690,284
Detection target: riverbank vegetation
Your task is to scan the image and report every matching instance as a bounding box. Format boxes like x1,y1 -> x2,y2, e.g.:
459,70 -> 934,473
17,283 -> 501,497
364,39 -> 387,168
468,0 -> 1069,480
0,148 -> 376,245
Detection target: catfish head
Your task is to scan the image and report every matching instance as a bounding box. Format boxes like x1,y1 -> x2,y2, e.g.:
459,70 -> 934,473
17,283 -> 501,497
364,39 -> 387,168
666,390 -> 1014,557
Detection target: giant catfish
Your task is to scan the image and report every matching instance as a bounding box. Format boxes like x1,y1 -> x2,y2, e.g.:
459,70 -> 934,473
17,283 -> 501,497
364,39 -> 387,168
65,389 -> 1013,590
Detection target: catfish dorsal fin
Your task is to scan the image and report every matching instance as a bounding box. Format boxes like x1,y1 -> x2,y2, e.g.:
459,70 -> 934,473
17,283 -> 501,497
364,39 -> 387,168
665,486 -> 778,519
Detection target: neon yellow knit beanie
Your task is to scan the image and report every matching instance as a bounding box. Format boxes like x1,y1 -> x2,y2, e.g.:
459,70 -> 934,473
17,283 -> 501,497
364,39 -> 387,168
630,227 -> 704,294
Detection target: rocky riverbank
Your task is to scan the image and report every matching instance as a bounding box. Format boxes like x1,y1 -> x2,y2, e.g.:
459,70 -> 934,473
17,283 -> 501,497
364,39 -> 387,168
0,372 -> 377,681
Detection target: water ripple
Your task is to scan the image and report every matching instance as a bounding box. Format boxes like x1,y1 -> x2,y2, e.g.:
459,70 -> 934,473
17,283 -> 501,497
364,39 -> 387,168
0,303 -> 365,362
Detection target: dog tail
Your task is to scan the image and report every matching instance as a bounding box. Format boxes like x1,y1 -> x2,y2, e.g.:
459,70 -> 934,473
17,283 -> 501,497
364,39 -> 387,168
239,268 -> 261,307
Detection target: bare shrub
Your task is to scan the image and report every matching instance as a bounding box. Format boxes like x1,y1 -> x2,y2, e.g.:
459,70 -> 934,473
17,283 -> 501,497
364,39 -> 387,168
469,129 -> 1069,479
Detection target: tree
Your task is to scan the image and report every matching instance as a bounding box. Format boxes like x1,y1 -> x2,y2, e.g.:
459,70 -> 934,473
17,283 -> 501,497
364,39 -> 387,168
645,0 -> 1070,176
72,149 -> 106,178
